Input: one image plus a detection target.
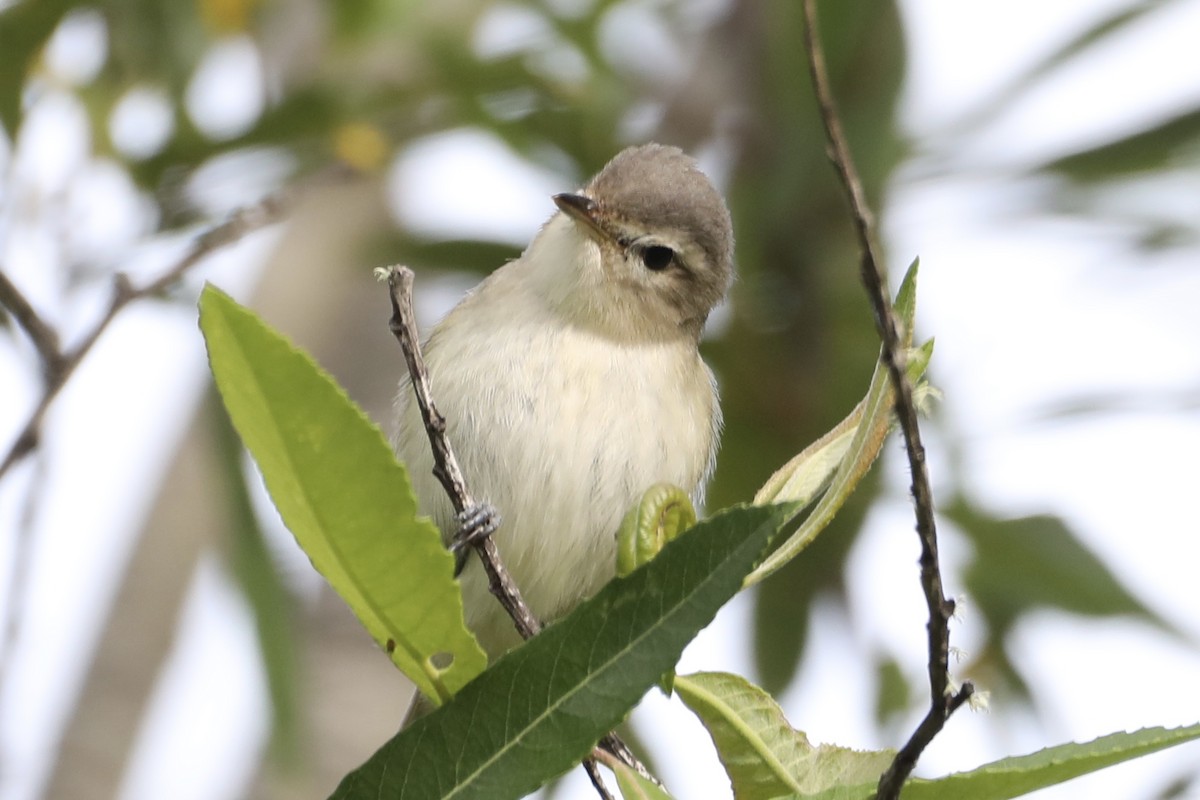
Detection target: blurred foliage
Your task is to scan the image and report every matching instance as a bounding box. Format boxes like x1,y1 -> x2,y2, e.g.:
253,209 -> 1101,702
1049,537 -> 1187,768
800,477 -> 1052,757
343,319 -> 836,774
948,495 -> 1185,701
3,0 -> 1199,791
209,388 -> 303,765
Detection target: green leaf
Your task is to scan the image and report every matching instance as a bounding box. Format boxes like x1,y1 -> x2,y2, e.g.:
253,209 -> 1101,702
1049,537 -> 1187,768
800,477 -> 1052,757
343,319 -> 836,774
330,502 -> 801,800
903,725 -> 1200,800
616,483 -> 697,578
772,725 -> 1200,800
198,284 -> 486,704
893,256 -> 920,343
675,671 -> 894,799
752,411 -> 858,508
594,750 -> 676,800
746,260 -> 929,586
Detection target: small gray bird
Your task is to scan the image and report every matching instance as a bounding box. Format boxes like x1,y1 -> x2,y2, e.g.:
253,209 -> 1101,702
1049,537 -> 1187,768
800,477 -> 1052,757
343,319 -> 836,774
395,143 -> 734,660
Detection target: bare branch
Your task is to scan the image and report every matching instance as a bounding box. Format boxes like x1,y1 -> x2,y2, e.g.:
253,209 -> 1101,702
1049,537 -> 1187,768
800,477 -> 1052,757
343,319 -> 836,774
0,270 -> 64,379
583,759 -> 617,800
0,191 -> 292,481
384,265 -> 543,640
798,2 -> 971,797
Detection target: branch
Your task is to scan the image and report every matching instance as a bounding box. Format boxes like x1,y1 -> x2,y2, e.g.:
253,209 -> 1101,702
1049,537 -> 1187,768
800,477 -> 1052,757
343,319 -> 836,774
384,266 -> 543,640
0,270 -> 64,379
0,191 -> 291,481
384,266 -> 658,798
798,2 -> 972,797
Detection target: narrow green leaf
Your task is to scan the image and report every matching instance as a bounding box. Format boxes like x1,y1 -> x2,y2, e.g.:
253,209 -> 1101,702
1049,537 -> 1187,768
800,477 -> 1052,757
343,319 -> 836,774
198,284 -> 487,703
904,725 -> 1200,800
893,257 -> 921,344
752,412 -> 859,507
675,671 -> 894,799
595,750 -> 676,800
330,502 -> 800,800
770,725 -> 1200,800
746,262 -> 929,586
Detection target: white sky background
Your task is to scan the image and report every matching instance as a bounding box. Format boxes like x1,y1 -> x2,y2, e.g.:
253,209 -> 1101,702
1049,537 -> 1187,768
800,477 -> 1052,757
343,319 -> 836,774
2,1 -> 1200,799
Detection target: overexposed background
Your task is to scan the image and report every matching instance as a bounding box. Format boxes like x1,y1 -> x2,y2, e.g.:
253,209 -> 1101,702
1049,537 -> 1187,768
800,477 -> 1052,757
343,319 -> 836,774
2,1 -> 1199,799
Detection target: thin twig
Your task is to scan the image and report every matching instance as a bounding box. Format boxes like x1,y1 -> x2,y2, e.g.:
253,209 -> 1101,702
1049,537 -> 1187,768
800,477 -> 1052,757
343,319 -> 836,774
385,266 -> 543,640
798,2 -> 972,798
583,759 -> 617,800
0,270 -> 64,379
0,191 -> 291,481
386,265 -> 656,799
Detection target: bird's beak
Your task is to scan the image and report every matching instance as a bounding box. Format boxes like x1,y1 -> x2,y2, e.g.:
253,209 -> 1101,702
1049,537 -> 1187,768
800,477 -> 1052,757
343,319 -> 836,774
553,192 -> 612,243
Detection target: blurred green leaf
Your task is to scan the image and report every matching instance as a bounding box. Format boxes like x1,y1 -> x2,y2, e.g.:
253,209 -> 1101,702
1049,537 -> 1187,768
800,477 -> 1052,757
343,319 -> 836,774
951,498 -> 1178,638
873,655 -> 909,727
1037,106 -> 1200,183
330,502 -> 801,800
366,235 -> 523,276
208,388 -> 302,765
103,0 -> 207,92
0,0 -> 80,134
751,493 -> 863,696
198,284 -> 487,705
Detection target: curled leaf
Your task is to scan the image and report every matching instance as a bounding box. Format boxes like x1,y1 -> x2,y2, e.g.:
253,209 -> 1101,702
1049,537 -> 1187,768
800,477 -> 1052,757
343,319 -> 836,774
616,483 -> 697,577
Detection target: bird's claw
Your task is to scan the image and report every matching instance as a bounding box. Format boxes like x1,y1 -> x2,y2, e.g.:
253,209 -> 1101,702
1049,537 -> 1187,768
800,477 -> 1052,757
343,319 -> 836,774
451,503 -> 500,575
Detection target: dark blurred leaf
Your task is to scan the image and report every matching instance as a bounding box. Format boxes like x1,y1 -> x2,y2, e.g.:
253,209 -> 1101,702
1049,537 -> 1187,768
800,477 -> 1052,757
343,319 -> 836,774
1037,106 -> 1200,183
1154,773 -> 1195,799
102,0 -> 207,93
950,498 -> 1179,638
208,386 -> 302,765
752,475 -> 872,695
0,0 -> 81,134
709,0 -> 905,697
129,86 -> 347,192
364,234 -> 523,276
873,654 -> 909,726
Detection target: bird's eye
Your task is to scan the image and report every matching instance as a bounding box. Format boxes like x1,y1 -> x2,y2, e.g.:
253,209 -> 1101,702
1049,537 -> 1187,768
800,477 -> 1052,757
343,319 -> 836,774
640,245 -> 675,271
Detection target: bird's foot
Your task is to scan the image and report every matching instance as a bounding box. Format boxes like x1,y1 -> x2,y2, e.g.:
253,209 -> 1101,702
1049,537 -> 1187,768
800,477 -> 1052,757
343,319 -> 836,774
450,503 -> 500,576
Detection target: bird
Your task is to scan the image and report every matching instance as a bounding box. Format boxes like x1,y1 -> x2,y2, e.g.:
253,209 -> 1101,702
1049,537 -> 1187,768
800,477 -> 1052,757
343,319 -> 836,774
394,142 -> 734,663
